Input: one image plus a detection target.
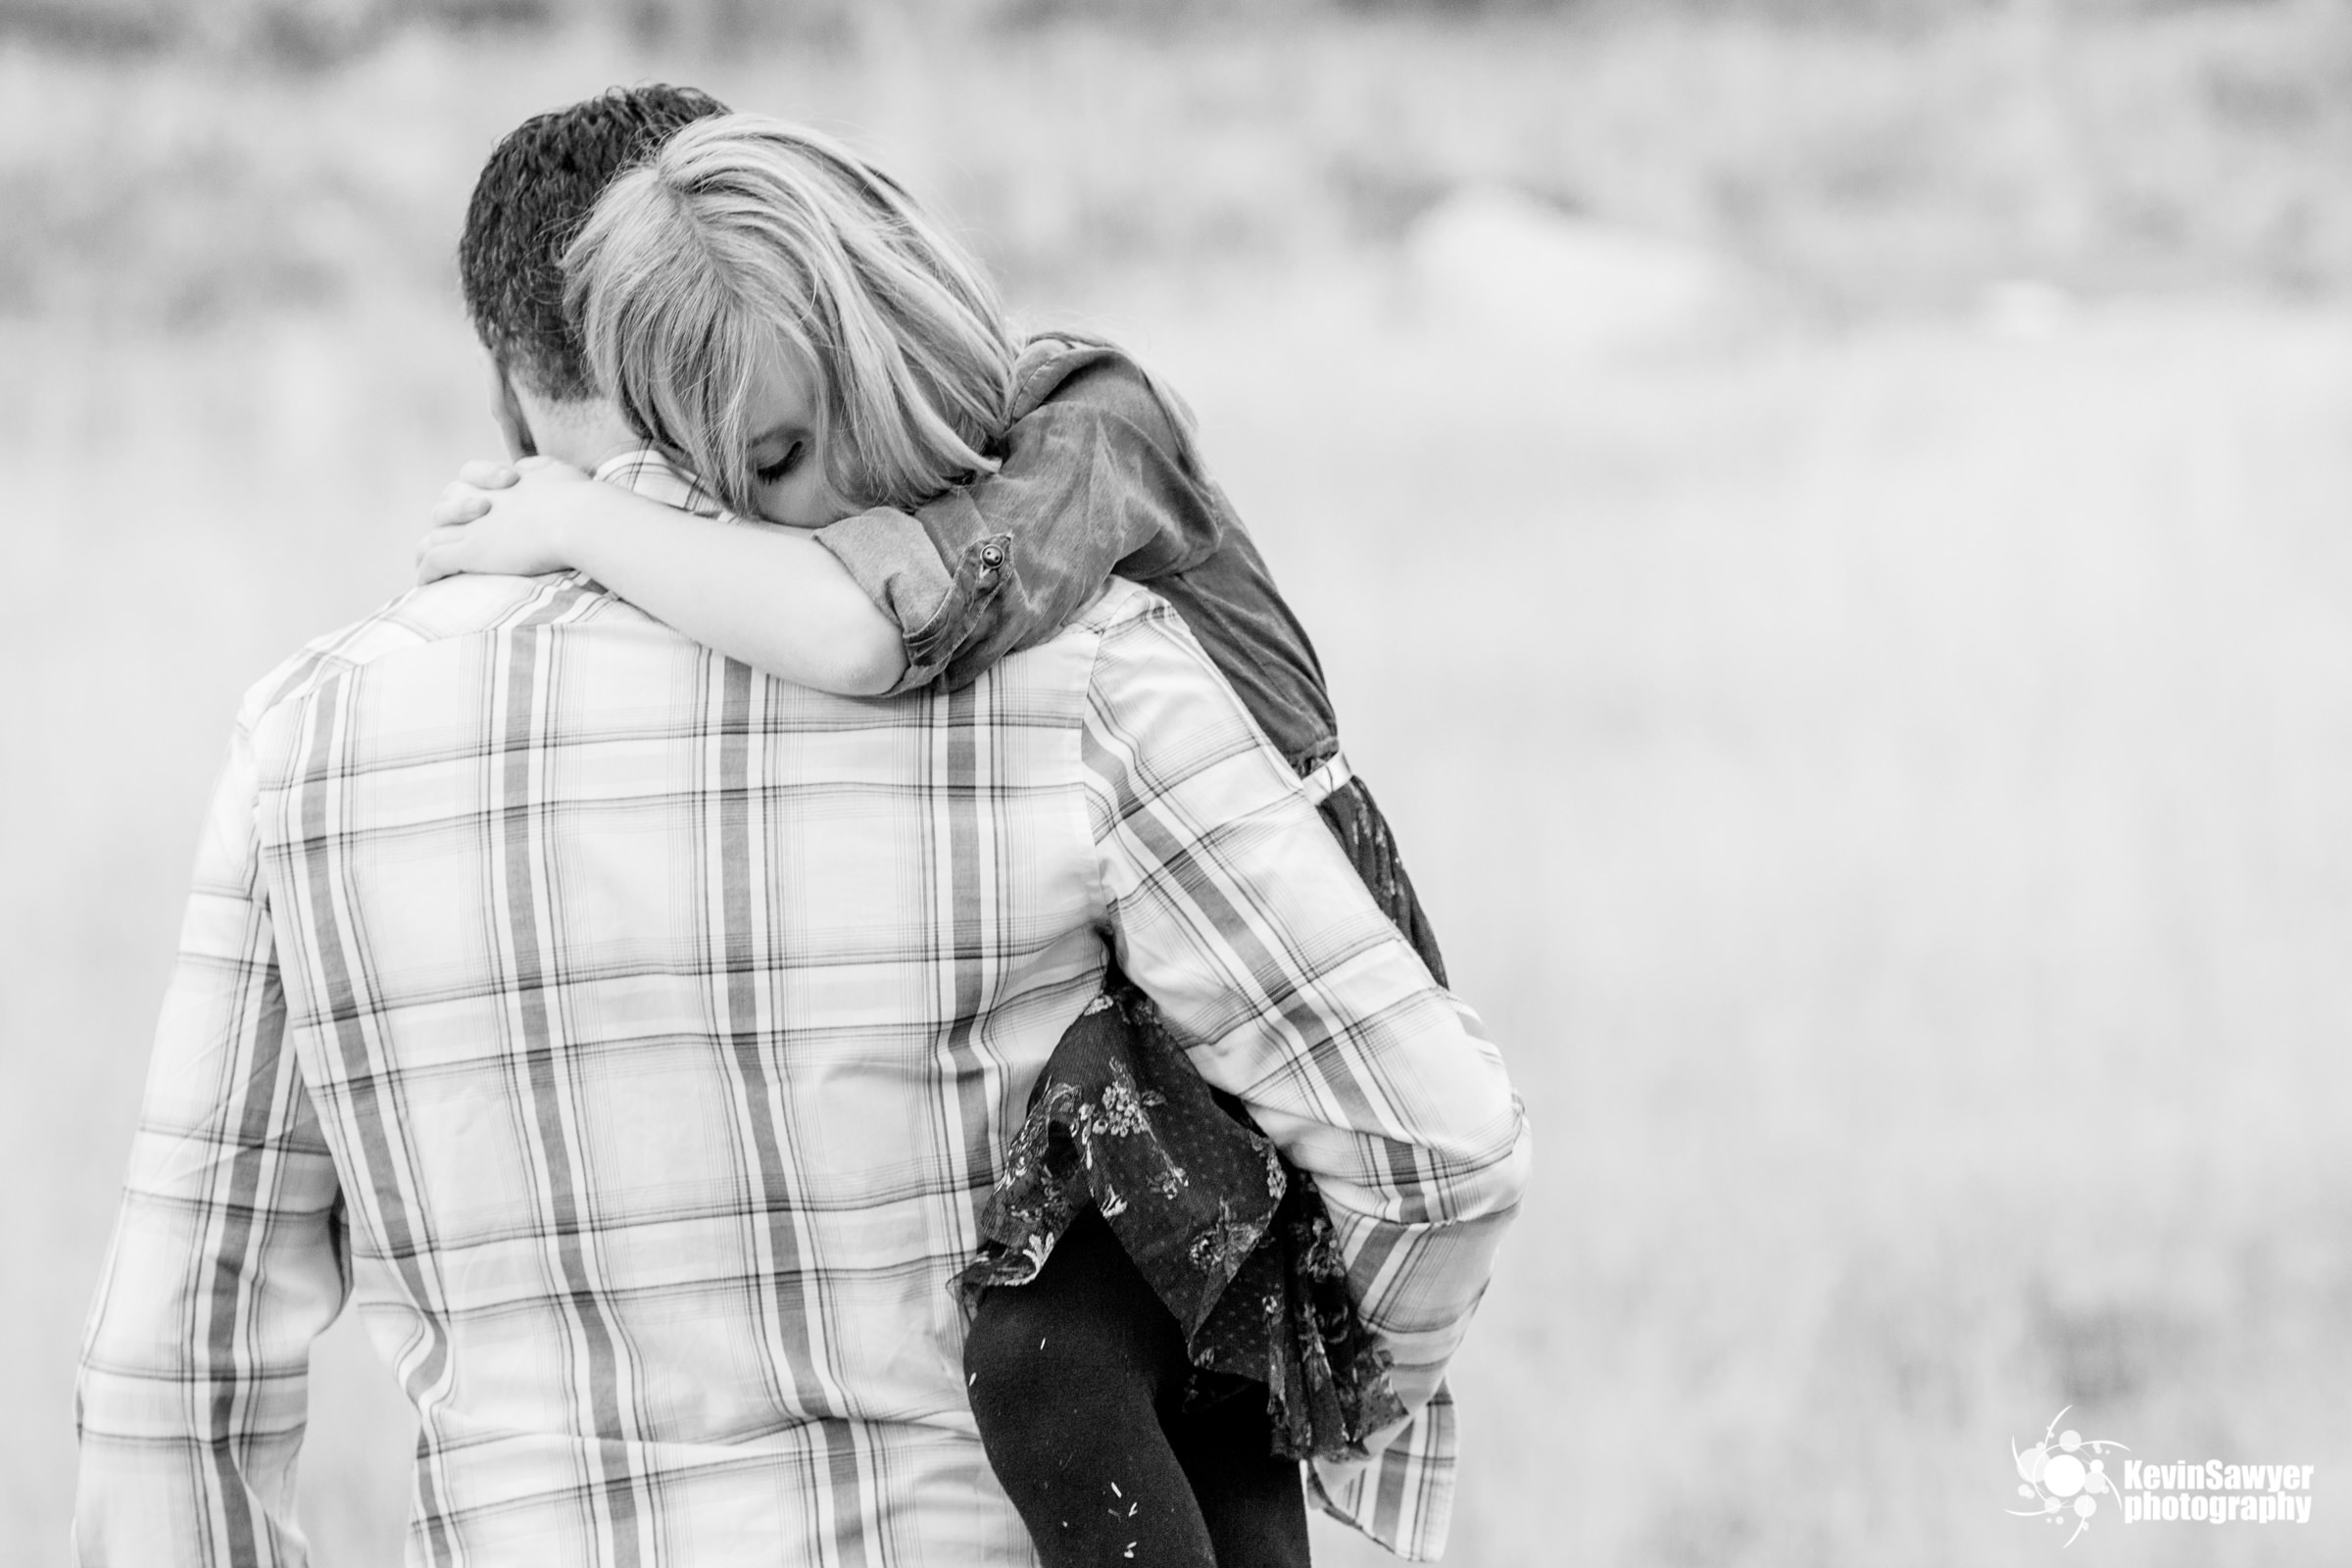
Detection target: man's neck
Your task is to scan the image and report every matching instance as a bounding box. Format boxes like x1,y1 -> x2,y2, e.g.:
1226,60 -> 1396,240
512,384 -> 643,473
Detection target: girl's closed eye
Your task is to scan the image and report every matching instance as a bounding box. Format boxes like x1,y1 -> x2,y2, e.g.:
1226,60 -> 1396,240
741,350 -> 857,528
757,442 -> 804,483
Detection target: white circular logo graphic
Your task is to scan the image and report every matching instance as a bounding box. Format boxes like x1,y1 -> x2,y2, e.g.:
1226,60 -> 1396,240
2011,1409 -> 2130,1546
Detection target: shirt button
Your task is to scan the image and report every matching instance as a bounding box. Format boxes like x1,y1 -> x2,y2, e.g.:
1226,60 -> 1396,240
979,543 -> 1005,571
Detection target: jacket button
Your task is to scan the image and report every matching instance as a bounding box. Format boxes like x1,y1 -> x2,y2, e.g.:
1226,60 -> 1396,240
979,543 -> 1005,571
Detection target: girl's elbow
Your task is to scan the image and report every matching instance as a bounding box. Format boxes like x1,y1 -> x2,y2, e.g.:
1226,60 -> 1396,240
837,633 -> 910,697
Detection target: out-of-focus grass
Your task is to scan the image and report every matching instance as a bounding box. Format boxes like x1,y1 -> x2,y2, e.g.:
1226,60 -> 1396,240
4,2 -> 2352,323
18,271 -> 2352,1568
1145,287 -> 2352,1565
9,8 -> 2352,1567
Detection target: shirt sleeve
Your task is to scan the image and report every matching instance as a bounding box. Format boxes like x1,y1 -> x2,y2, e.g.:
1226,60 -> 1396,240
816,356 -> 1233,695
1077,590 -> 1533,1446
74,720 -> 347,1567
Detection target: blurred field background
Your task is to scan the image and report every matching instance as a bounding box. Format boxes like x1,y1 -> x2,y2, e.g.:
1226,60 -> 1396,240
7,0 -> 2352,1564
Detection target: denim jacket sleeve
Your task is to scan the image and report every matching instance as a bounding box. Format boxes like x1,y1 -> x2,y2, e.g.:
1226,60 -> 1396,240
811,351 -> 1232,695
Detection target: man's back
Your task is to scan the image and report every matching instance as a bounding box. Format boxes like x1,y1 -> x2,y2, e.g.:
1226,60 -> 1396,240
79,541 -> 1526,1566
207,565 -> 1114,1562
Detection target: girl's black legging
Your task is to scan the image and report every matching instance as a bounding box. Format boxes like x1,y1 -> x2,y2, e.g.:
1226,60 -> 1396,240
963,1208 -> 1311,1568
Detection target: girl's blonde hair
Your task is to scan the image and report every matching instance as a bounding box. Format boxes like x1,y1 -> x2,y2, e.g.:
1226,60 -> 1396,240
564,113 -> 1016,518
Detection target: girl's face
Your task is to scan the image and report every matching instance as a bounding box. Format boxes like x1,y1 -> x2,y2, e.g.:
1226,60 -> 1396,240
743,343 -> 856,529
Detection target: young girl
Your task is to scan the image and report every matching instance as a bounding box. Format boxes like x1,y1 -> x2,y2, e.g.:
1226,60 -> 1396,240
418,115 -> 1449,1568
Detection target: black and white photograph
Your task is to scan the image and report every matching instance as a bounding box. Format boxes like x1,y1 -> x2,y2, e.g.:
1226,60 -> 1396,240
4,1 -> 2348,1564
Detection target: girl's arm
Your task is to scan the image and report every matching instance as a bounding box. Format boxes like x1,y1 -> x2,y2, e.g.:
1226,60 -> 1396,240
417,458 -> 907,697
817,343 -> 1234,695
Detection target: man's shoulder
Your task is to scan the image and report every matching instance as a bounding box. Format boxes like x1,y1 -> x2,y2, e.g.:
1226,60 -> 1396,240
1063,576 -> 1179,644
1045,577 -> 1237,696
232,573 -> 624,730
936,578 -> 1195,714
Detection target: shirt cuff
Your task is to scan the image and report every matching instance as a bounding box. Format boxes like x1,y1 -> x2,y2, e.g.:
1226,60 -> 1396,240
816,506 -> 1015,697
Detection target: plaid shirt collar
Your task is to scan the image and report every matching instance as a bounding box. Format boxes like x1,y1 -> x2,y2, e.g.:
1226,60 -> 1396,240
592,447 -> 727,517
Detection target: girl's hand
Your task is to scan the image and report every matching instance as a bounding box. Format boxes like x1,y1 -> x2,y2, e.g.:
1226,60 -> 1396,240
416,457 -> 594,584
414,454 -> 909,695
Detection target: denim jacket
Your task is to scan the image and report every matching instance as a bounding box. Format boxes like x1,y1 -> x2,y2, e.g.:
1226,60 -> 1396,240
813,335 -> 1342,774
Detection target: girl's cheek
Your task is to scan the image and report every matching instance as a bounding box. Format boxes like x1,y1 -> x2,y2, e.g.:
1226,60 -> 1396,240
757,476 -> 839,532
751,478 -> 803,527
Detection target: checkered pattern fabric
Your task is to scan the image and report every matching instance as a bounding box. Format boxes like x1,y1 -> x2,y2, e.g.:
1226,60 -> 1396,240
74,455 -> 1528,1566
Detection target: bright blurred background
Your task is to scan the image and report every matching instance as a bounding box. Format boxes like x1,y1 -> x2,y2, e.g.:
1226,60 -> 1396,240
6,1 -> 2352,1564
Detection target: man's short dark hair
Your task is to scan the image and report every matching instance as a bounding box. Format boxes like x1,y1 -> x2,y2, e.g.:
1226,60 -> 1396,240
460,84 -> 729,402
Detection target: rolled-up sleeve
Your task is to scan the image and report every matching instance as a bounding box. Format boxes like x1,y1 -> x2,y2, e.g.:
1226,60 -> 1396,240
74,720 -> 347,1567
1076,589 -> 1532,1446
817,355 -> 1231,695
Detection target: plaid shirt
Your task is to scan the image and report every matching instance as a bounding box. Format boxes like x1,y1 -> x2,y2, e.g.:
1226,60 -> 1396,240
75,454 -> 1529,1567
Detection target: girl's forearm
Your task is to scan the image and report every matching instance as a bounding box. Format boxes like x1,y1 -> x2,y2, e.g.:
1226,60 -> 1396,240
562,493 -> 908,696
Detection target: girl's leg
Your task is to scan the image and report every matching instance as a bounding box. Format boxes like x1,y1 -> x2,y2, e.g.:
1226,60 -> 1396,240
964,1209 -> 1215,1568
1168,1392 -> 1312,1568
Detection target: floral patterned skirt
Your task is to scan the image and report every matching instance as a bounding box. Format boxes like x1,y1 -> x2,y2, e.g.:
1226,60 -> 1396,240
955,975 -> 1407,1462
955,773 -> 1443,1462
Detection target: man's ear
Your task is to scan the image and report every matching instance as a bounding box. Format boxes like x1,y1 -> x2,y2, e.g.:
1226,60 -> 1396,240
488,360 -> 538,461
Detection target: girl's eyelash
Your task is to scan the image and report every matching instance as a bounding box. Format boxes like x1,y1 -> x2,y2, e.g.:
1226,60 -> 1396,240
757,444 -> 803,483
